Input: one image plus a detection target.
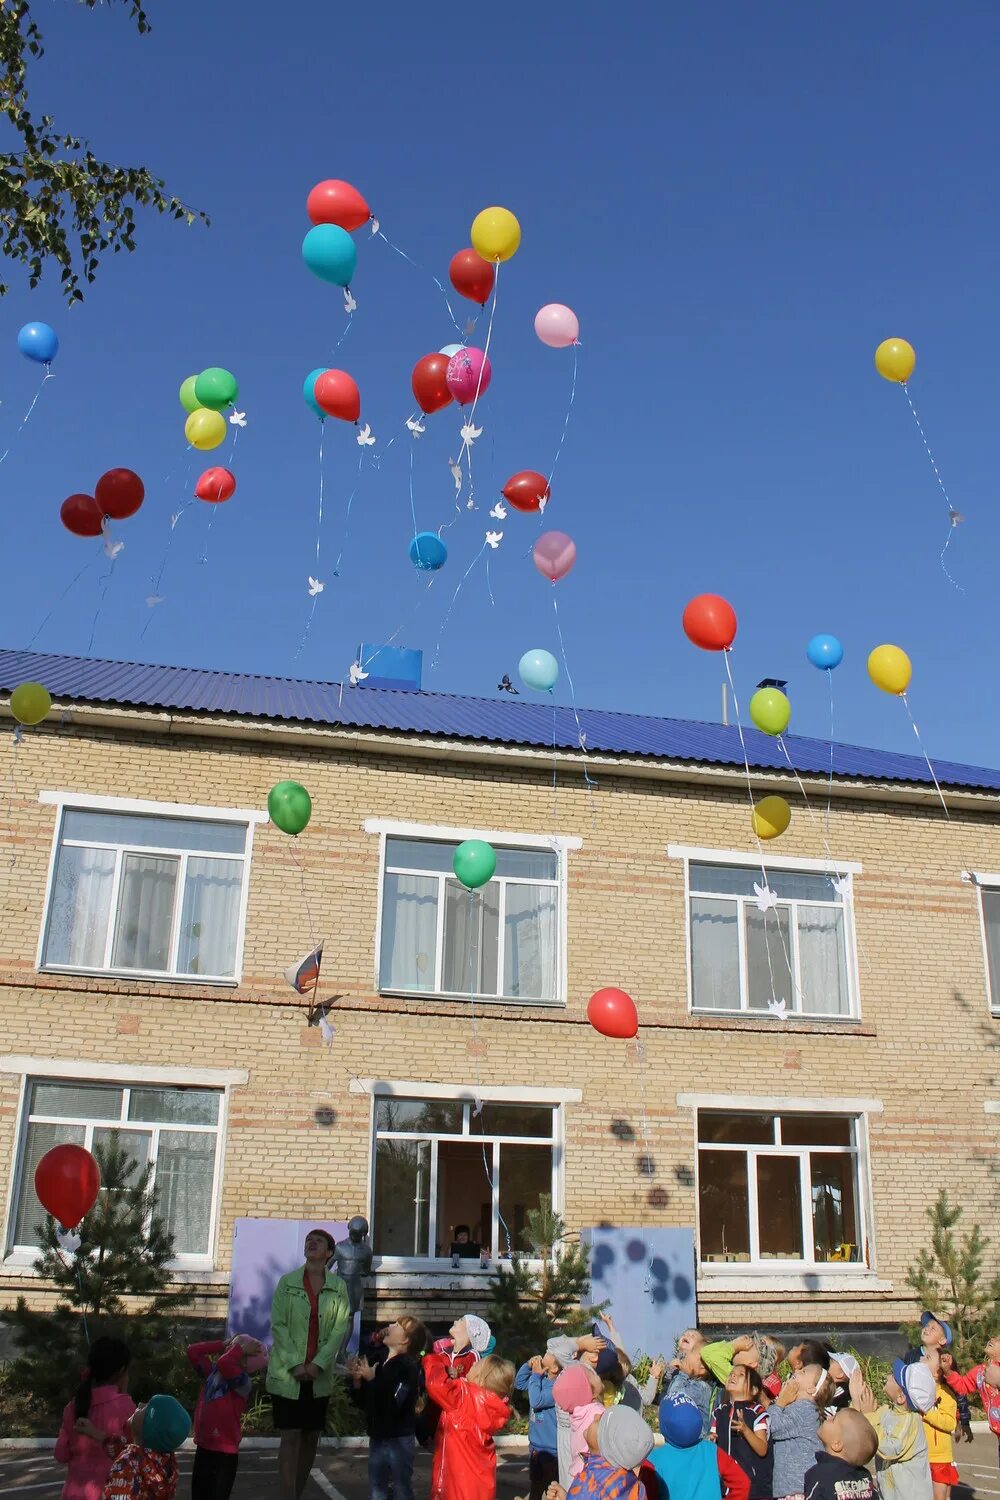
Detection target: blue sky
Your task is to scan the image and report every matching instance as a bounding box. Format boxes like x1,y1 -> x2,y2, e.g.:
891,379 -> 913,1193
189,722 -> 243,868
3,1 -> 1000,768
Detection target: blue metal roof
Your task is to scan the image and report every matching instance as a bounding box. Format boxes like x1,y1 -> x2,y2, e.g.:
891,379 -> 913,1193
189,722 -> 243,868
2,647 -> 998,793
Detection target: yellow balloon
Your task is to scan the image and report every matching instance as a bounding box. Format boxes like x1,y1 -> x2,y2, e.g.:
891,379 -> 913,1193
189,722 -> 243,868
868,643 -> 912,696
874,337 -> 916,384
470,206 -> 521,263
184,407 -> 227,451
752,795 -> 791,841
10,681 -> 52,727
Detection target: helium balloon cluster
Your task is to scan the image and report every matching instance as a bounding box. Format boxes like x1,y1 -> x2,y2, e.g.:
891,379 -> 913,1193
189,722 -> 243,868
304,367 -> 361,423
303,178 -> 370,287
60,468 -> 145,537
17,321 -> 59,366
179,368 -> 239,451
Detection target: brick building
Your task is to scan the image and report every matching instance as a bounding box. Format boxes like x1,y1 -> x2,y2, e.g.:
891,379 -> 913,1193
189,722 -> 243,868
2,645 -> 1000,1343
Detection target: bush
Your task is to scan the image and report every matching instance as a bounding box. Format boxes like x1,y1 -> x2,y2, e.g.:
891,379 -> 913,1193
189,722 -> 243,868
904,1191 -> 1000,1368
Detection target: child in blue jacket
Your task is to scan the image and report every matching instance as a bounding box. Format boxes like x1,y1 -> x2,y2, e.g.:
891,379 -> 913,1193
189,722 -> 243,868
515,1351 -> 559,1500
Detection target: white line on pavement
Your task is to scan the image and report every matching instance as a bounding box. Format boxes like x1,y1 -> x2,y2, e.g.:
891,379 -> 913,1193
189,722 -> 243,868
311,1467 -> 350,1500
0,1484 -> 62,1494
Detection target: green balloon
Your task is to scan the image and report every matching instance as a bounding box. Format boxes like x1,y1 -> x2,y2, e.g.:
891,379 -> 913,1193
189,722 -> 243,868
194,366 -> 239,412
268,780 -> 312,836
452,838 -> 496,890
179,375 -> 200,414
749,687 -> 791,737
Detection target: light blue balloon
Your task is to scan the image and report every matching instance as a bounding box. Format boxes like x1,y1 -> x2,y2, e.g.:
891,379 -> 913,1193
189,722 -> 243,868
439,343 -> 463,358
302,224 -> 357,288
17,321 -> 58,364
409,532 -> 447,571
303,367 -> 327,419
806,633 -> 844,670
518,648 -> 559,693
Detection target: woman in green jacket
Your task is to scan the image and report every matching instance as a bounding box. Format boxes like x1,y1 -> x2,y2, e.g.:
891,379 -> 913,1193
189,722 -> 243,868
267,1228 -> 351,1500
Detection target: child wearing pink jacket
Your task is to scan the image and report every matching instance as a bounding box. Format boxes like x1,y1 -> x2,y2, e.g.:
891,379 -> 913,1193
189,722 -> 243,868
54,1337 -> 134,1500
186,1333 -> 268,1500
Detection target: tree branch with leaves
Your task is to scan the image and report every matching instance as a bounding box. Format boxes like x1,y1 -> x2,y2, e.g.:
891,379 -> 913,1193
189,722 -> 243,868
0,0 -> 208,303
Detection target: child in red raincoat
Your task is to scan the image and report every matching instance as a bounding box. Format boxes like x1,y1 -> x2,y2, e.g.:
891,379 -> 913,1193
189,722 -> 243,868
422,1351 -> 515,1500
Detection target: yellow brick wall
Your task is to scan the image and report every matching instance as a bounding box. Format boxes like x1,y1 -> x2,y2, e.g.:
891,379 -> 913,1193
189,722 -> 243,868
1,713 -> 998,1333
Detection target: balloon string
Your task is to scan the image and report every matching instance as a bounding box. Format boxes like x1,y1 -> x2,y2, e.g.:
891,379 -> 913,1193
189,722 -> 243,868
551,699 -> 559,835
86,548 -> 119,655
459,262 -> 501,506
139,501 -> 196,640
826,669 -> 835,840
332,449 -> 366,576
901,692 -> 951,822
0,368 -> 54,465
408,442 -> 418,535
551,590 -> 597,792
630,1033 -> 656,1296
373,227 -> 468,338
288,837 -> 318,951
332,310 -> 354,355
463,885 -> 513,1259
5,727 -> 20,869
902,383 -> 964,593
545,343 -> 579,495
294,426 -> 327,662
354,576 -> 438,680
26,559 -> 97,649
430,540 -> 489,669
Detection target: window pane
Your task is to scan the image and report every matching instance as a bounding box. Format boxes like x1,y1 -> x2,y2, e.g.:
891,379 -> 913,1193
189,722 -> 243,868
503,884 -> 556,999
757,1156 -> 804,1258
385,838 -> 556,882
373,1138 -> 430,1255
780,1115 -> 853,1147
477,1104 -> 554,1138
691,897 -> 740,1010
14,1122 -> 86,1243
797,905 -> 850,1015
375,1098 -> 464,1133
128,1088 -> 219,1126
155,1130 -> 216,1255
176,857 -> 242,976
811,1153 -> 860,1262
698,1112 -> 775,1144
379,872 -> 438,991
92,1127 -> 151,1190
62,810 -> 245,854
436,1140 -> 492,1258
690,863 -> 841,903
29,1081 -> 122,1120
442,881 -> 499,995
112,854 -> 178,971
498,1144 -> 552,1253
746,905 -> 793,1011
45,845 -> 115,967
698,1149 -> 749,1261
983,890 -> 1000,1012
494,848 -> 558,881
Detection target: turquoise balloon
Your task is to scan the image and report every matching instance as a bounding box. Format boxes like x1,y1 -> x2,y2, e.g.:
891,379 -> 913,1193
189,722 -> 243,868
453,839 -> 496,891
439,343 -> 463,357
304,368 -> 327,419
518,648 -> 559,693
409,532 -> 447,571
302,225 -> 357,288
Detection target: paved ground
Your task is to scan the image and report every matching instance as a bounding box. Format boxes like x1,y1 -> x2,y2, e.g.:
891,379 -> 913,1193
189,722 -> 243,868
1,1435 -> 997,1498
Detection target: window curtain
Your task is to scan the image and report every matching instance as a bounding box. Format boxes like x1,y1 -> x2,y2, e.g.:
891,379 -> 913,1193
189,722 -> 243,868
503,884 -> 556,999
46,846 -> 115,966
177,857 -> 242,976
14,1122 -> 85,1245
797,906 -> 849,1015
442,881 -> 499,995
746,905 -> 793,1011
112,855 -> 177,971
155,1130 -> 216,1255
380,873 -> 438,990
691,897 -> 739,1010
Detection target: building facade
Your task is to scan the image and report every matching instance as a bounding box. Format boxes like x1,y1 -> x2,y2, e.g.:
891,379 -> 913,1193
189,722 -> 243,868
2,647 -> 1000,1342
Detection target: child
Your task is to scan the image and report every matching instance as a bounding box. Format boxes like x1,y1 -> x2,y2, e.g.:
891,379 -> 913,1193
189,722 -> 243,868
546,1405 -> 655,1499
788,1341 -> 832,1373
54,1336 -> 134,1500
768,1363 -> 831,1500
546,1329 -> 620,1487
103,1394 -> 192,1500
649,1394 -> 751,1500
186,1333 -> 267,1500
416,1314 -> 492,1451
554,1364 -> 606,1482
902,1314 -> 952,1367
804,1408 -> 878,1500
712,1365 -> 772,1500
937,1351 -> 973,1443
941,1335 -> 1000,1465
826,1354 -> 859,1414
849,1359 -> 933,1500
350,1316 -> 428,1500
919,1357 -> 959,1500
422,1350 -> 514,1500
598,1315 -> 666,1410
515,1351 -> 560,1500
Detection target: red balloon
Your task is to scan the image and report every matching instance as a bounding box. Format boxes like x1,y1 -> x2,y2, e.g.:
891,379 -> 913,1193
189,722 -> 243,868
313,369 -> 361,423
95,467 -> 144,521
503,470 -> 551,513
60,493 -> 103,537
306,178 -> 370,232
682,593 -> 738,652
411,353 -> 453,415
587,987 -> 639,1040
34,1143 -> 101,1229
449,248 -> 495,305
195,467 -> 237,504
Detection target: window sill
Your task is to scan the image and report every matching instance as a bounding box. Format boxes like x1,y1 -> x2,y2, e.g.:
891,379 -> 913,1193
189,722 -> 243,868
377,988 -> 566,1010
1,1255 -> 220,1280
373,1257 -> 539,1281
698,1266 -> 891,1294
689,1009 -> 872,1035
38,965 -> 239,989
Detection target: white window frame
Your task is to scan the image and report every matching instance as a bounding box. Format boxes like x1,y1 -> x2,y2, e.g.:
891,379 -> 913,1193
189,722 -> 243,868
350,1077 -> 579,1273
677,1091 -> 887,1291
37,792 -> 267,986
365,818 -> 581,1008
667,844 -> 863,1021
0,1056 -> 247,1276
970,873 -> 1000,1017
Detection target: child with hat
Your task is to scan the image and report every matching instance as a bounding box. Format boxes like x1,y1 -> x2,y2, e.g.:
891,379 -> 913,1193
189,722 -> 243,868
650,1394 -> 750,1500
553,1365 -> 606,1483
422,1350 -> 514,1500
103,1395 -> 191,1500
186,1333 -> 267,1500
848,1359 -> 933,1500
545,1406 -> 654,1499
902,1314 -> 952,1368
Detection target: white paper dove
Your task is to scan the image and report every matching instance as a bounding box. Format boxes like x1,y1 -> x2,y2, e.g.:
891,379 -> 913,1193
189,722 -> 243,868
485,530 -> 503,549
753,881 -> 779,912
449,459 -> 463,494
308,577 -> 324,597
948,507 -> 965,527
229,410 -> 247,427
831,876 -> 851,898
472,1094 -> 484,1117
767,998 -> 788,1020
489,501 -> 507,520
349,661 -> 369,686
320,1013 -> 336,1045
538,491 -> 549,513
356,423 -> 375,447
406,416 -> 426,438
460,422 -> 483,447
145,594 -> 164,609
56,1228 -> 81,1255
103,536 -> 124,560
343,288 -> 357,314
370,217 -> 380,236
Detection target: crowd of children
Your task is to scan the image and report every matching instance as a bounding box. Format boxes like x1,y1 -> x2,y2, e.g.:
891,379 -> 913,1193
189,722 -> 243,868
50,1273 -> 1000,1500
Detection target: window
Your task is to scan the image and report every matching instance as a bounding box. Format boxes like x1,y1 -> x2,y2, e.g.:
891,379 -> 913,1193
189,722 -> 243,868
687,862 -> 855,1018
371,1094 -> 557,1260
978,886 -> 1000,1015
378,837 -> 561,1002
696,1110 -> 865,1267
41,806 -> 253,981
9,1079 -> 222,1259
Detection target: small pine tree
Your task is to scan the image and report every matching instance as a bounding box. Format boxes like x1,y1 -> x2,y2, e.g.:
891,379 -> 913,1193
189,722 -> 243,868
2,1137 -> 197,1422
487,1194 -> 604,1370
904,1190 -> 1000,1367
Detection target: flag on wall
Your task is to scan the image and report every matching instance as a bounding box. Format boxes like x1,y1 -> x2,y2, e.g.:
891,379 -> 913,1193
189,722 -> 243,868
284,942 -> 323,995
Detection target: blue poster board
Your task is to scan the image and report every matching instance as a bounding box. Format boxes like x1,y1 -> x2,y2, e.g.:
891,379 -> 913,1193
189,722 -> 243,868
582,1226 -> 697,1363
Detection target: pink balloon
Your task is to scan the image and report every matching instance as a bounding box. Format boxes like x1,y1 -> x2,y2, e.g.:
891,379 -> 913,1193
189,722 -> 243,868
533,530 -> 577,582
446,347 -> 492,407
534,303 -> 579,349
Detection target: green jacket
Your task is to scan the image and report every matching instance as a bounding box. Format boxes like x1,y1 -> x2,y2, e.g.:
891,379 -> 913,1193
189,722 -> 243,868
265,1266 -> 351,1400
